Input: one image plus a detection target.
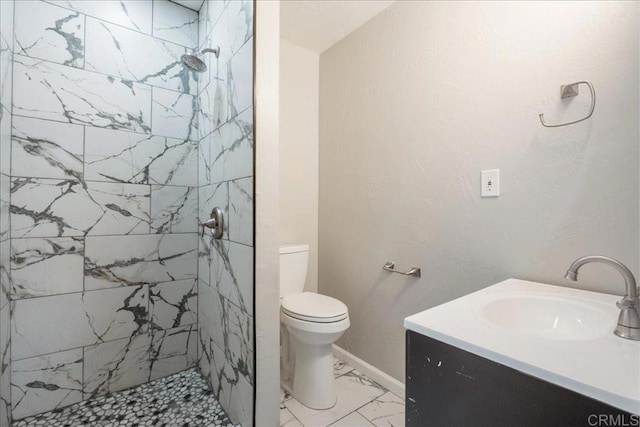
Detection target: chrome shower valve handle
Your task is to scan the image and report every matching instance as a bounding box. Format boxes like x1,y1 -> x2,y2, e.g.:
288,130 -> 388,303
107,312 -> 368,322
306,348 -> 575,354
201,207 -> 224,239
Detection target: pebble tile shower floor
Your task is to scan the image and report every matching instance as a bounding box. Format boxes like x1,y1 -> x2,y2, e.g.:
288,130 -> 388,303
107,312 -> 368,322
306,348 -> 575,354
12,369 -> 238,427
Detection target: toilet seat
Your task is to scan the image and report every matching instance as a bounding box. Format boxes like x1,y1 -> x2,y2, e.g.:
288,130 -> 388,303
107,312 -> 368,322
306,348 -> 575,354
281,292 -> 348,323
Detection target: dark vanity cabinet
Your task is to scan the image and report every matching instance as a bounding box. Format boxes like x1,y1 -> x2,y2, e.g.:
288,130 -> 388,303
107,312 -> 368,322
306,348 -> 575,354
405,330 -> 636,427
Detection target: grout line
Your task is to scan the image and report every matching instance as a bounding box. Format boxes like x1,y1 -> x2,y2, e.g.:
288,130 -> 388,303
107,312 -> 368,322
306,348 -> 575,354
7,114 -> 198,148
9,175 -> 198,189
82,11 -> 87,70
40,0 -> 197,50
149,183 -> 154,231
8,0 -> 15,247
10,231 -> 199,240
285,406 -> 305,427
11,322 -> 197,364
9,114 -> 144,139
200,104 -> 253,141
149,85 -> 154,136
195,39 -> 202,369
327,409 -> 376,427
81,124 -> 86,181
10,279 -> 198,302
7,174 -> 197,188
151,0 -> 155,38
13,52 -> 196,97
81,345 -> 85,397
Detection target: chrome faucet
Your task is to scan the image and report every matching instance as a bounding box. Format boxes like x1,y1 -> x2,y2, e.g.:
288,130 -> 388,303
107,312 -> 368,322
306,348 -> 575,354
565,255 -> 640,341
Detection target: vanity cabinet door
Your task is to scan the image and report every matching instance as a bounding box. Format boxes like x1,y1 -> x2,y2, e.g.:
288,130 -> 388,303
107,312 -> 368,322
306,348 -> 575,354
405,330 -> 635,427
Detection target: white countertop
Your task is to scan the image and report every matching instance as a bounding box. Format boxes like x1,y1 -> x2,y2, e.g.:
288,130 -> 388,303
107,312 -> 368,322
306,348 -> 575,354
404,278 -> 640,414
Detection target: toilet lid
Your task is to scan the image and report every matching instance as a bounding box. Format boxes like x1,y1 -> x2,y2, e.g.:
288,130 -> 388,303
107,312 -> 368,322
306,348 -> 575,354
281,292 -> 348,323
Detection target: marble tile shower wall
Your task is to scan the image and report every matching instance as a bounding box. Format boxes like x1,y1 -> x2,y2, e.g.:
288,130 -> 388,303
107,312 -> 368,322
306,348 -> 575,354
0,0 -> 15,424
3,0 -> 203,422
195,1 -> 254,427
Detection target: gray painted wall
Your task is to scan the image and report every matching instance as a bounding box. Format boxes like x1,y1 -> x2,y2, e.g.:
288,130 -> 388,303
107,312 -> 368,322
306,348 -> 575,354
319,1 -> 639,382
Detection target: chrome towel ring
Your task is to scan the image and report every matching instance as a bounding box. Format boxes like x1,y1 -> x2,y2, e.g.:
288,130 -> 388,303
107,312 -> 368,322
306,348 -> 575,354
539,81 -> 596,128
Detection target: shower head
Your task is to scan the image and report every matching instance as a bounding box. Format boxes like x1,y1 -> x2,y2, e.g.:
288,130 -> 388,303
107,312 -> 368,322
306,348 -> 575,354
181,47 -> 220,73
181,53 -> 207,72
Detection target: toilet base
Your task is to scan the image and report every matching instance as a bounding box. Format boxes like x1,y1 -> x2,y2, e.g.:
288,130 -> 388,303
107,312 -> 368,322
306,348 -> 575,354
280,338 -> 337,410
291,340 -> 337,409
280,311 -> 349,410
280,313 -> 349,409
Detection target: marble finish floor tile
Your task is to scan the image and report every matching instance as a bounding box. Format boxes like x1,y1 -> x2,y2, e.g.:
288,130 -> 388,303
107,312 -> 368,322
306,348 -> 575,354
281,358 -> 405,427
13,368 -> 238,427
280,406 -> 303,427
329,412 -> 375,427
356,392 -> 405,427
333,357 -> 354,378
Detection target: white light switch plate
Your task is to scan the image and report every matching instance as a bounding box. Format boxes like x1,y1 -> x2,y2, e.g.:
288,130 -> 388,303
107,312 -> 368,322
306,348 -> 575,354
481,169 -> 500,197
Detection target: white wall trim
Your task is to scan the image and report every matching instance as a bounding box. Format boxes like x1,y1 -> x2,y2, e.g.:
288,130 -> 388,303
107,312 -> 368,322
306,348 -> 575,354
333,344 -> 405,398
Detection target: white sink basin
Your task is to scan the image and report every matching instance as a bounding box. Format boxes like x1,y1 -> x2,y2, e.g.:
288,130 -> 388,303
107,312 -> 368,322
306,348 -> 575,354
477,294 -> 613,341
404,279 -> 640,415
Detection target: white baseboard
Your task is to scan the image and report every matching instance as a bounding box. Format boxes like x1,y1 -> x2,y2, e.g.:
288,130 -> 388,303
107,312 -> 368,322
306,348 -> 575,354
332,344 -> 405,398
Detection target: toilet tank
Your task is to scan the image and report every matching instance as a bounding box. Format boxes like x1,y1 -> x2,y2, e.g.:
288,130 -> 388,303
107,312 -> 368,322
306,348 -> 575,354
279,244 -> 309,298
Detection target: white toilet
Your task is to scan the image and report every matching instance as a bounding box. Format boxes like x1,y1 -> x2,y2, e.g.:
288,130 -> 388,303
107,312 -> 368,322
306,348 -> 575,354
280,244 -> 350,409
